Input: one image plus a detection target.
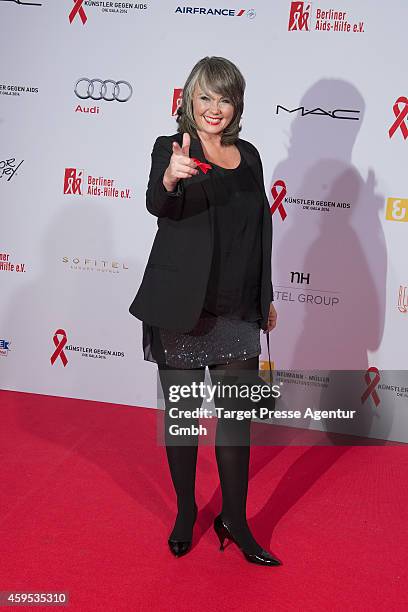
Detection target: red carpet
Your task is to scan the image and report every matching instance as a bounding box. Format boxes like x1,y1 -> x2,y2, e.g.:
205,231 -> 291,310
0,390 -> 406,611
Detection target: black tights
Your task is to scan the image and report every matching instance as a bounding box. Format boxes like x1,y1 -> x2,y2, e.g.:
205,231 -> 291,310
158,356 -> 263,554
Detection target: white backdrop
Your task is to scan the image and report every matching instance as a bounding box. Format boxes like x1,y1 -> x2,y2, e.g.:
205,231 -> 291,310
1,1 -> 407,441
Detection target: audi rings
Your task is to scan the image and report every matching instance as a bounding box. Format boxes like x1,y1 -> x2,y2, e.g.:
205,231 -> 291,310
74,78 -> 133,102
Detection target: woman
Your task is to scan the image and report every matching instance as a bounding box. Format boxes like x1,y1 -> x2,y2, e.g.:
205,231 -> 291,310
129,56 -> 280,566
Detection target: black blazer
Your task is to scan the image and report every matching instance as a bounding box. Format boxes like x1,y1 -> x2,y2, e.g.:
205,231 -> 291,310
129,132 -> 273,332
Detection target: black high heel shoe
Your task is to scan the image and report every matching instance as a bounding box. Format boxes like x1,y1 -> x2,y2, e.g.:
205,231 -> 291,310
213,514 -> 282,566
168,503 -> 198,558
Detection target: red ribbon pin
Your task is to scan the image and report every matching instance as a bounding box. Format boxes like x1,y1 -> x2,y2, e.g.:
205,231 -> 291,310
388,96 -> 408,140
69,0 -> 87,25
270,180 -> 287,220
361,366 -> 380,407
51,329 -> 68,367
191,157 -> 212,174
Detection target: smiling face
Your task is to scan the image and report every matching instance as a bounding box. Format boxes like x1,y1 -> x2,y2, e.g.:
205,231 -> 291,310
192,82 -> 235,137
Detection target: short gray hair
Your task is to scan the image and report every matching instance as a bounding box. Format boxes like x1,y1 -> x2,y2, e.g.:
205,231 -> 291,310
176,56 -> 246,146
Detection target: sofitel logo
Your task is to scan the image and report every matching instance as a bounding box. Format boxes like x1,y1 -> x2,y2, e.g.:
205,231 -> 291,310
63,168 -> 131,199
398,286 -> 408,314
62,256 -> 129,273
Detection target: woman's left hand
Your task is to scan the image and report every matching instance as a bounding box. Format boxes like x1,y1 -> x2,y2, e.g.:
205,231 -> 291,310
263,303 -> 277,333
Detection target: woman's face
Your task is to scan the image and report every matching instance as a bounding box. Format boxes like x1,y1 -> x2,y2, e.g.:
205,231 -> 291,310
192,82 -> 235,137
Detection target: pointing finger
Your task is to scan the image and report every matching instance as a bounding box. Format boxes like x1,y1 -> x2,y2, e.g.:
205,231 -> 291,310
181,132 -> 190,156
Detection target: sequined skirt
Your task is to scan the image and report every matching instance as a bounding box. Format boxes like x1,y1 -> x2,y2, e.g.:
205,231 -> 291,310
142,310 -> 261,369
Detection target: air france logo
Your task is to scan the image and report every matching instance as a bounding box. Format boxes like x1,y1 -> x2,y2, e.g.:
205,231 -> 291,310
175,6 -> 256,18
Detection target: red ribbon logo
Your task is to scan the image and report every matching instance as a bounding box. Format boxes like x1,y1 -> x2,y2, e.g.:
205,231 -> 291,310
191,157 -> 212,174
51,329 -> 68,367
69,0 -> 87,25
270,180 -> 287,220
361,366 -> 380,407
388,96 -> 408,140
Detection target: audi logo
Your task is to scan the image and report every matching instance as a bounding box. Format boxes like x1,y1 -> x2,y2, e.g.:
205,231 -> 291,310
74,78 -> 133,102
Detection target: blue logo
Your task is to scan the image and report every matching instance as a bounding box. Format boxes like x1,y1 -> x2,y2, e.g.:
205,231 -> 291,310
0,339 -> 11,356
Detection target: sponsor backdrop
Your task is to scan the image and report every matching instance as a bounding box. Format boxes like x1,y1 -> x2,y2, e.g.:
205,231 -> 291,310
1,1 -> 407,441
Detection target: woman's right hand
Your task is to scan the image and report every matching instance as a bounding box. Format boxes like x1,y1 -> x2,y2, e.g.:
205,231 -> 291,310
163,132 -> 199,192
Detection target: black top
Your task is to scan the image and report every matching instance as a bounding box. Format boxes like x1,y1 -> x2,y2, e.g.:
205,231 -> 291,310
202,154 -> 263,322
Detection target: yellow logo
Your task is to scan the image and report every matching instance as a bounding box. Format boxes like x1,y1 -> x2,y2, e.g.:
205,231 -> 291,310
259,359 -> 275,383
386,198 -> 408,222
